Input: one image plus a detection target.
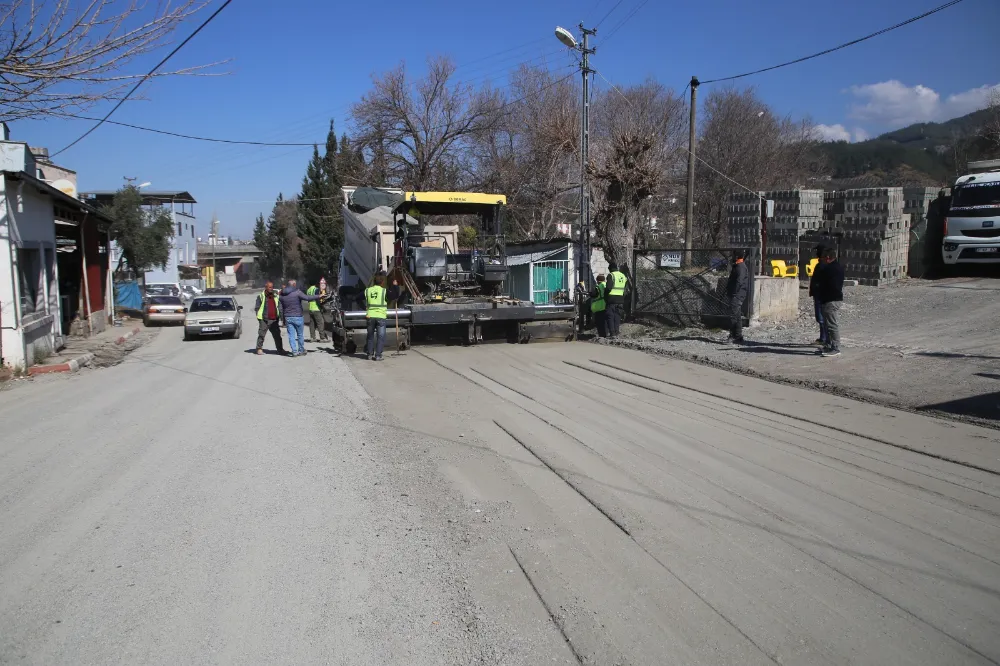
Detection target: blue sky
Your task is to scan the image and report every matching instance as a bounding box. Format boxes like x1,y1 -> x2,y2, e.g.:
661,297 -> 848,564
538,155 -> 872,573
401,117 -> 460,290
11,0 -> 1000,238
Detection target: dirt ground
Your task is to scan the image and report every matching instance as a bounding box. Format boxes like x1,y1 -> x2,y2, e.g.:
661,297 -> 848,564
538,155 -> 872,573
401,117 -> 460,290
612,276 -> 1000,428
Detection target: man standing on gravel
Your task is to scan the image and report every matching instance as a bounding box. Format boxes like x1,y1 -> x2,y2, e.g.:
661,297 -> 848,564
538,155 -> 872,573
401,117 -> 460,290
815,247 -> 845,357
306,280 -> 329,344
254,281 -> 284,356
726,250 -> 750,344
279,279 -> 324,357
605,263 -> 629,338
809,244 -> 830,348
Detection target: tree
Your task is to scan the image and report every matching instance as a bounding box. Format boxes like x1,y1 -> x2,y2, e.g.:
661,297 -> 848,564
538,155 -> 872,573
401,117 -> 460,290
695,87 -> 820,245
0,0 -> 222,122
589,81 -> 686,270
254,195 -> 301,281
296,120 -> 343,284
105,185 -> 173,275
350,56 -> 502,189
471,66 -> 580,241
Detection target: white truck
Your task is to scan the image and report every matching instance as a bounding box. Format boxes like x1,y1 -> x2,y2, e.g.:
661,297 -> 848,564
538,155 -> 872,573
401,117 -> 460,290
942,159 -> 1000,265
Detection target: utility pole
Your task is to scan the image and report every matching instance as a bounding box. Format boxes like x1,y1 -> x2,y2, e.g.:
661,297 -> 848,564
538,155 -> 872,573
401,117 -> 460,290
555,23 -> 595,293
211,214 -> 218,289
685,76 -> 699,264
579,24 -> 596,292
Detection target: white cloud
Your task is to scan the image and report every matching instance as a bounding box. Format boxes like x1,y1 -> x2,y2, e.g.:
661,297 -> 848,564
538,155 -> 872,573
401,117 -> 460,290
813,123 -> 869,143
847,80 -> 1000,127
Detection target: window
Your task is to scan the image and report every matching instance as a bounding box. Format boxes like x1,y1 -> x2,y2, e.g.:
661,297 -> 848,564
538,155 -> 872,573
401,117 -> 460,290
190,298 -> 235,312
17,248 -> 41,315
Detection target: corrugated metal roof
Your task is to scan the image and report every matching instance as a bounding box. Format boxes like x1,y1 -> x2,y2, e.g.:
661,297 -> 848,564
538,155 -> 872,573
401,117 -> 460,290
505,247 -> 565,266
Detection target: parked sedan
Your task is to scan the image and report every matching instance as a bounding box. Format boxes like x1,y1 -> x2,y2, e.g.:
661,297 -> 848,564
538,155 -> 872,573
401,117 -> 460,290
183,296 -> 243,341
143,296 -> 187,326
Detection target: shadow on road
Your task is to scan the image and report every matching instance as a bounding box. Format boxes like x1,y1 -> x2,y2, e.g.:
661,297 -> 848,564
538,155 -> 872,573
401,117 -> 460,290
243,348 -> 287,356
919,392 -> 1000,422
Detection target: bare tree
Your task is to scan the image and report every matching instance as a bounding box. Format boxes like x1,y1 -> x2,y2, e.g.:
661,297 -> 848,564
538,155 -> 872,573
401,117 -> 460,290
471,66 -> 580,240
350,56 -> 502,190
695,87 -> 821,245
589,80 -> 686,270
0,0 -> 224,122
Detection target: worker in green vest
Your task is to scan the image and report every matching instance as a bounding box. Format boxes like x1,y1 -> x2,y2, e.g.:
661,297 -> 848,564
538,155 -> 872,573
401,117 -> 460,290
364,274 -> 401,361
254,281 -> 284,356
590,273 -> 609,338
605,262 -> 629,338
306,281 -> 329,343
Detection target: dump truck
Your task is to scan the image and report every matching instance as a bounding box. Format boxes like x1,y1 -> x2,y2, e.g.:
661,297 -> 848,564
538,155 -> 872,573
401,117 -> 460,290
331,187 -> 577,353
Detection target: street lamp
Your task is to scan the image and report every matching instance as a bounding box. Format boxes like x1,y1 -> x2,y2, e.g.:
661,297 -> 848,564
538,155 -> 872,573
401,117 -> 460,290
137,181 -> 151,189
554,23 -> 596,297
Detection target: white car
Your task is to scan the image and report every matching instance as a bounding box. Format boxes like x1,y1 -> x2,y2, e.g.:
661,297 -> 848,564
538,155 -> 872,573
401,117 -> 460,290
183,296 -> 243,341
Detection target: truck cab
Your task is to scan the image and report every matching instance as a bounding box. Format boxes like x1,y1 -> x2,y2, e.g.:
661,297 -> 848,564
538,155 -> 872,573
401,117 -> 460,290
943,161 -> 1000,265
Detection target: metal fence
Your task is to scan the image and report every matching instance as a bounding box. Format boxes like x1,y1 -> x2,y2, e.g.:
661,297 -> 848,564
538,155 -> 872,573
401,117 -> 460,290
532,260 -> 570,304
630,248 -> 756,327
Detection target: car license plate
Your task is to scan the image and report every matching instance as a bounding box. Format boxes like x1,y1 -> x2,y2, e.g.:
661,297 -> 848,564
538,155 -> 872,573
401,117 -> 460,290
974,248 -> 998,253
201,326 -> 220,332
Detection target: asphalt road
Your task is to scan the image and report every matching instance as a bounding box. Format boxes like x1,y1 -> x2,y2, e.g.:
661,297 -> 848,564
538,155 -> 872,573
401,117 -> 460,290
1,295 -> 998,664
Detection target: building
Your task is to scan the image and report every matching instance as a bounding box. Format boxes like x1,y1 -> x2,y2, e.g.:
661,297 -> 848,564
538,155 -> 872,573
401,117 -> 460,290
81,190 -> 198,285
1,126 -> 114,370
505,240 -> 575,304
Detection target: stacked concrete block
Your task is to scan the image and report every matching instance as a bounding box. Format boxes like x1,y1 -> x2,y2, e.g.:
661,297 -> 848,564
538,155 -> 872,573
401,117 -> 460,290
726,190 -> 825,272
903,187 -> 940,278
820,187 -> 911,285
761,189 -> 823,266
726,192 -> 764,261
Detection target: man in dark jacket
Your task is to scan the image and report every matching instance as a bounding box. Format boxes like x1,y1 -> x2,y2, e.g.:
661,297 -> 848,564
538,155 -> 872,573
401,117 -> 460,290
279,279 -> 324,357
726,250 -> 750,344
814,247 -> 845,357
808,244 -> 829,348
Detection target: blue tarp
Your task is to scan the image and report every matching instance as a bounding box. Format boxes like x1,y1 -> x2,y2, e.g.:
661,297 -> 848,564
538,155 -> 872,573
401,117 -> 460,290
114,281 -> 143,311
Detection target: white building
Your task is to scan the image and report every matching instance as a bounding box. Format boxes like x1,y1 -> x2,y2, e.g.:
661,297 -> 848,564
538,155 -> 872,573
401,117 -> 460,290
81,190 -> 198,285
1,126 -> 114,370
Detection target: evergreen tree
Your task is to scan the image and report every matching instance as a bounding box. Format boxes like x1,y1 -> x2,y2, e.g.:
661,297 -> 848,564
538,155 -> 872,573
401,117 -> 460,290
296,119 -> 344,284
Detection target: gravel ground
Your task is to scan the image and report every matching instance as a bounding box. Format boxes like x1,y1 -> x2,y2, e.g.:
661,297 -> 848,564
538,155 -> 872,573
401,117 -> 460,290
610,277 -> 1000,428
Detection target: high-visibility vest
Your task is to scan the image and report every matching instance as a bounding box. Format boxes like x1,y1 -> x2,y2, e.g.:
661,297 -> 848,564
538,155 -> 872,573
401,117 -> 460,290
256,292 -> 280,320
306,285 -> 321,312
591,282 -> 607,313
366,286 -> 388,319
608,271 -> 628,297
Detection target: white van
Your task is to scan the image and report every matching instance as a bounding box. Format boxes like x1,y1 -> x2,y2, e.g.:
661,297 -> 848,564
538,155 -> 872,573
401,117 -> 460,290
942,161 -> 1000,265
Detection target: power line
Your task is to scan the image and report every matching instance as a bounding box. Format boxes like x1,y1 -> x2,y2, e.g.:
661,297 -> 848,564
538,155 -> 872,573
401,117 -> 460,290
596,0 -> 627,27
701,0 -> 966,84
602,0 -> 652,43
59,114 -> 321,146
51,0 -> 234,157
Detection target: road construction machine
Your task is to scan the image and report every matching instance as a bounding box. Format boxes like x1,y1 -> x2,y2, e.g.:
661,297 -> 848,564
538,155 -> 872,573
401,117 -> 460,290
332,187 -> 577,353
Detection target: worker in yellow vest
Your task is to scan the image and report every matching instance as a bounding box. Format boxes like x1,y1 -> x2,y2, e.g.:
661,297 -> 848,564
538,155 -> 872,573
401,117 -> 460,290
605,262 -> 629,338
254,281 -> 284,356
306,282 -> 329,343
590,274 -> 609,338
364,274 -> 401,361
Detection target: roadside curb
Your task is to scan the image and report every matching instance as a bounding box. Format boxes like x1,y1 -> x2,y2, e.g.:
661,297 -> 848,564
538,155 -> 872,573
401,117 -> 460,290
27,327 -> 143,376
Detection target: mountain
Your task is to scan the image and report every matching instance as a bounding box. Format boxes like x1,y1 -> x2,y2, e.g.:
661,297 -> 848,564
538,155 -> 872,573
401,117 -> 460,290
816,109 -> 996,187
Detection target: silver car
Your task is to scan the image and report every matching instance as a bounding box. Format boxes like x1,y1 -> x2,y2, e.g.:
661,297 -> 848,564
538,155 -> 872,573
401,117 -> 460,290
183,296 -> 243,341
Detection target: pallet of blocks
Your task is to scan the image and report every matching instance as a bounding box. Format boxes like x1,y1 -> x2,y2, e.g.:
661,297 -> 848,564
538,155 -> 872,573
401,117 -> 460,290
832,188 -> 910,285
726,191 -> 763,263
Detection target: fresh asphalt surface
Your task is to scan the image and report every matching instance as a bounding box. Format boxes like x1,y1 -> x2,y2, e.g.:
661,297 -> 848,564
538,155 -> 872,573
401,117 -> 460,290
1,294 -> 998,664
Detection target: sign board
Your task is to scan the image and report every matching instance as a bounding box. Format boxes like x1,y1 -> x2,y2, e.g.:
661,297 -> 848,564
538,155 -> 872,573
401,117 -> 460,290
659,252 -> 682,268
